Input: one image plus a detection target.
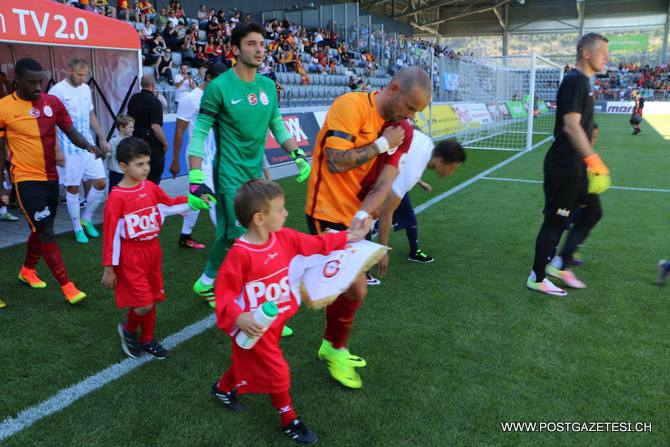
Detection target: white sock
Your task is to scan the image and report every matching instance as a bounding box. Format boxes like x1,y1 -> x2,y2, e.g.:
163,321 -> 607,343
0,206 -> 6,214
181,210 -> 199,235
550,255 -> 564,270
209,206 -> 217,227
66,192 -> 83,232
81,187 -> 106,222
529,270 -> 537,282
198,273 -> 214,286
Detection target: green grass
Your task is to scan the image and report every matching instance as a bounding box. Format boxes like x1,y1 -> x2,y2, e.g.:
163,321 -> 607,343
1,113 -> 668,446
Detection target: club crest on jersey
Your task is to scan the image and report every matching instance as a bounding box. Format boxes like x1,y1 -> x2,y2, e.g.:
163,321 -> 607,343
43,105 -> 53,117
247,93 -> 258,105
28,108 -> 40,118
259,91 -> 269,105
124,206 -> 160,238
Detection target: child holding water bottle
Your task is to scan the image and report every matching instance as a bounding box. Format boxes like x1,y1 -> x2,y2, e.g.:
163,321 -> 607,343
212,179 -> 370,444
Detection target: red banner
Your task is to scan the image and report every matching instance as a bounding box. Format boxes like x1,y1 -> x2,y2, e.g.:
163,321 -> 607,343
0,0 -> 140,50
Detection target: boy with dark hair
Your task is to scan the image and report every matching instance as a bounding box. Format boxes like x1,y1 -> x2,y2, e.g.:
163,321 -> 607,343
212,179 -> 370,445
102,137 -> 206,359
108,114 -> 135,190
376,132 -> 465,278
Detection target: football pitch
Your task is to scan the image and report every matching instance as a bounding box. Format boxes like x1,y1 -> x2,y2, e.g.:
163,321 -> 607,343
0,113 -> 668,446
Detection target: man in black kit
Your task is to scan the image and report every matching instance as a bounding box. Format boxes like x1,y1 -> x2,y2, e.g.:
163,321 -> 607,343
630,90 -> 644,135
527,33 -> 611,297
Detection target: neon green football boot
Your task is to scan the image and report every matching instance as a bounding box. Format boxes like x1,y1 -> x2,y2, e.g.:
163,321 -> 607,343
318,339 -> 366,389
318,339 -> 367,367
193,279 -> 216,308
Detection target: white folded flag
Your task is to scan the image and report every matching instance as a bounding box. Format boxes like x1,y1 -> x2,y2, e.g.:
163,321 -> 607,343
288,239 -> 388,309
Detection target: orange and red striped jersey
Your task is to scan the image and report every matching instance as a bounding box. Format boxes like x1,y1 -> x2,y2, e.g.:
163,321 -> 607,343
305,91 -> 413,225
0,93 -> 72,182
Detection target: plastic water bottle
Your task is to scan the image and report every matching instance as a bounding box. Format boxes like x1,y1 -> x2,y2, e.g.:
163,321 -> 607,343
235,301 -> 279,350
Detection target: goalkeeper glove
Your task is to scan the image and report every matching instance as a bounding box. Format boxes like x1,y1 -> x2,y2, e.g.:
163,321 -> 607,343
290,149 -> 311,183
583,153 -> 611,195
188,169 -> 217,210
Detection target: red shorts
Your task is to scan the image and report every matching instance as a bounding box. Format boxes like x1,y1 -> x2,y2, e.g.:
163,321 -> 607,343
228,322 -> 291,394
114,239 -> 165,308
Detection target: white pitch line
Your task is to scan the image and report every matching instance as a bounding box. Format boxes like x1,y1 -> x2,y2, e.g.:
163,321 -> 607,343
414,149 -> 534,214
0,145 -> 544,441
482,176 -> 670,193
0,315 -> 216,442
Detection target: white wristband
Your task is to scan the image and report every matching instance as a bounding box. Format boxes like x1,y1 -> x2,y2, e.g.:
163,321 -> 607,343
354,210 -> 370,220
374,136 -> 390,154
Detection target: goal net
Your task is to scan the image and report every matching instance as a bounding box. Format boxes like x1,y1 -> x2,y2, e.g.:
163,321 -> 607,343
427,52 -> 564,151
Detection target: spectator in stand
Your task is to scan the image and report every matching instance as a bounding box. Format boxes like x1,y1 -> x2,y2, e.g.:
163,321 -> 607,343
154,7 -> 169,32
181,32 -> 197,65
224,43 -> 236,67
197,4 -> 208,27
163,21 -> 180,52
141,19 -> 154,40
193,65 -> 207,87
170,1 -> 185,20
117,0 -> 130,20
195,46 -> 207,64
174,63 -> 195,108
207,16 -> 220,37
205,35 -> 222,64
155,50 -> 174,85
145,32 -> 166,66
138,0 -> 155,22
167,9 -> 178,28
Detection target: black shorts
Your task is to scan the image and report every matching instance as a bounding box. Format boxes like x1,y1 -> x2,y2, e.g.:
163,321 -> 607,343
14,181 -> 59,232
306,215 -> 347,235
630,114 -> 642,125
543,174 -> 589,221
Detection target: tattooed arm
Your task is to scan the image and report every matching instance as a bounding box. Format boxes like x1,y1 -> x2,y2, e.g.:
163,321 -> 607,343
325,124 -> 405,173
326,144 -> 379,173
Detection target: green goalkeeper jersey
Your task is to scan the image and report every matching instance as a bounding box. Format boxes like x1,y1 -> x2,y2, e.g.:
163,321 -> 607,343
188,69 -> 291,192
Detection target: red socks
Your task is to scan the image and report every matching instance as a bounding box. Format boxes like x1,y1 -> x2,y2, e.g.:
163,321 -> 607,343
24,232 -> 42,269
271,390 -> 296,427
40,241 -> 69,286
324,293 -> 363,349
139,306 -> 156,343
125,306 -> 156,344
24,234 -> 69,286
216,369 -> 236,393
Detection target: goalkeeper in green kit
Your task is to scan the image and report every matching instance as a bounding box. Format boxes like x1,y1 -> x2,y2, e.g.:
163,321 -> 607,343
187,22 -> 310,324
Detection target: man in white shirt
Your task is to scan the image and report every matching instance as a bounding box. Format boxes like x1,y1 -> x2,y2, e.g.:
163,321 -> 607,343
169,63 -> 226,249
375,131 -> 465,278
49,58 -> 110,243
174,63 -> 195,108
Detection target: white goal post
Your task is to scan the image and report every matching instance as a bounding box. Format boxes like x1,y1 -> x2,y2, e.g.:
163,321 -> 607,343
422,51 -> 565,152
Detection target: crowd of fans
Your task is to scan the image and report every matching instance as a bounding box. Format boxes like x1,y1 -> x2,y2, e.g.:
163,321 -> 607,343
52,1 -> 667,104
593,63 -> 670,100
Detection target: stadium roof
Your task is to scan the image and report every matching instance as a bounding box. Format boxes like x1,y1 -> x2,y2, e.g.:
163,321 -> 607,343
359,0 -> 670,37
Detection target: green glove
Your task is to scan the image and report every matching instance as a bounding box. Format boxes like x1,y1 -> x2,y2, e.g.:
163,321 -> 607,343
290,149 -> 311,183
587,171 -> 611,195
188,169 -> 217,210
